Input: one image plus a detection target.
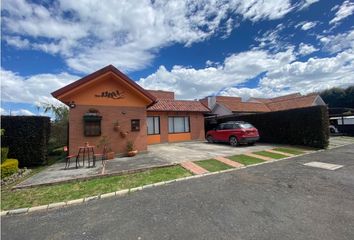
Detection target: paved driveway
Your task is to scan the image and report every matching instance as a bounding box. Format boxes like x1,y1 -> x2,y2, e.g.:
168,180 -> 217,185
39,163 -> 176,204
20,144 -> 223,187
2,144 -> 354,240
17,141 -> 278,187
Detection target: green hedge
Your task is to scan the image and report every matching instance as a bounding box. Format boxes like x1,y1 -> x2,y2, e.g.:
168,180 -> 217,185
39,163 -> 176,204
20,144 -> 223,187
207,106 -> 329,149
1,159 -> 19,178
1,116 -> 51,167
1,147 -> 9,163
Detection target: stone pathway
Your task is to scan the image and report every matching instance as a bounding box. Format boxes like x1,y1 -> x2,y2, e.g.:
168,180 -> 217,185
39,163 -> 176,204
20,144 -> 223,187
244,152 -> 273,161
180,161 -> 209,175
214,156 -> 244,168
265,149 -> 294,157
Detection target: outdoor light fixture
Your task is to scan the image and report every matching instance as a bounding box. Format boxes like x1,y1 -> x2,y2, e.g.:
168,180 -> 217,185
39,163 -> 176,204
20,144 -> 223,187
68,101 -> 76,108
121,111 -> 126,115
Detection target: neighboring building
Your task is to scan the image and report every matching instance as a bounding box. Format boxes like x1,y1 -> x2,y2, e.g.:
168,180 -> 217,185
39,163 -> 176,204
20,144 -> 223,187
52,65 -> 210,156
200,93 -> 326,116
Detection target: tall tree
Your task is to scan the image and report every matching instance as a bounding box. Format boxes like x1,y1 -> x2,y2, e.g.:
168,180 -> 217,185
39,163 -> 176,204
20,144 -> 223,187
320,86 -> 354,108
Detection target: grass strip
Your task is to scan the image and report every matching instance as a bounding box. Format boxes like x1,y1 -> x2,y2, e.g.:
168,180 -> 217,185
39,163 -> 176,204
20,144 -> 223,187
228,155 -> 264,165
253,151 -> 287,159
194,159 -> 232,172
272,147 -> 305,155
1,165 -> 191,211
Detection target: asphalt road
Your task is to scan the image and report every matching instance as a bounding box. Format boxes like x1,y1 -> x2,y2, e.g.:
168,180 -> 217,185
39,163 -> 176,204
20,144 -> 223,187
2,144 -> 354,240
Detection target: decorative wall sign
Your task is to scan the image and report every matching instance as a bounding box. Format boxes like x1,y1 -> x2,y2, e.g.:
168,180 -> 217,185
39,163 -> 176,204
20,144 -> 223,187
95,90 -> 125,99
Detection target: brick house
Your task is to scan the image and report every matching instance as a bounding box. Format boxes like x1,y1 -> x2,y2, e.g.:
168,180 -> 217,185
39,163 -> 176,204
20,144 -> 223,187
52,65 -> 210,156
200,93 -> 326,116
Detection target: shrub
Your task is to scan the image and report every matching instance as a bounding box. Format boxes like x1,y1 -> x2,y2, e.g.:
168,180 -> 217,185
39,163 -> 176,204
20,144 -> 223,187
207,106 -> 329,149
1,159 -> 19,178
1,116 -> 51,167
1,147 -> 9,163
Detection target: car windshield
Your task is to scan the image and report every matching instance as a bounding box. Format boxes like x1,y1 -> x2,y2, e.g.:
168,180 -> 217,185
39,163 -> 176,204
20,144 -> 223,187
239,123 -> 254,129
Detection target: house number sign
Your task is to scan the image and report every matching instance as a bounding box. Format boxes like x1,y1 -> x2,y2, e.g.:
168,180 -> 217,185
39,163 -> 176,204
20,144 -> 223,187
95,90 -> 125,99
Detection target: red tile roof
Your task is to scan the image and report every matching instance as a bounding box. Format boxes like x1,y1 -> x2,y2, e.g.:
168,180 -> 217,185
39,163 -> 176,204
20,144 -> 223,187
147,90 -> 175,99
148,99 -> 210,112
215,93 -> 320,113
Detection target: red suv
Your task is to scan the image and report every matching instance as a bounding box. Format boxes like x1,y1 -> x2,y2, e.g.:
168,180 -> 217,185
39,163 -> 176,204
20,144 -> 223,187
206,121 -> 259,146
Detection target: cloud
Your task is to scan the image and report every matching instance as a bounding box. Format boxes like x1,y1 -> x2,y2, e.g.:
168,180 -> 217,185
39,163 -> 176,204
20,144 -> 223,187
297,0 -> 320,10
2,0 -> 297,74
0,107 -> 35,116
295,21 -> 317,30
320,29 -> 354,53
298,43 -> 318,56
330,0 -> 354,25
0,68 -> 79,105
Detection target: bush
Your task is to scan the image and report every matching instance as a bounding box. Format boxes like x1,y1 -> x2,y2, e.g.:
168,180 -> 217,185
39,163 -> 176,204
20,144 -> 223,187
1,159 -> 19,178
1,147 -> 9,163
207,106 -> 329,149
1,116 -> 51,167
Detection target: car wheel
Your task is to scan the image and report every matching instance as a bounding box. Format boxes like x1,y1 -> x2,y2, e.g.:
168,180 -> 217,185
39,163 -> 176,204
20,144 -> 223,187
206,135 -> 214,143
229,136 -> 238,147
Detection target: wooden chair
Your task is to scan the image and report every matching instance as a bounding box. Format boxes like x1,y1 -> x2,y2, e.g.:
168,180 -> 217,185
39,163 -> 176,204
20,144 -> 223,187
94,145 -> 107,166
64,146 -> 77,169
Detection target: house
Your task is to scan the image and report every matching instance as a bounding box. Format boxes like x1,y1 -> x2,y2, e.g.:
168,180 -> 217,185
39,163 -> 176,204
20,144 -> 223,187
200,93 -> 326,116
51,65 -> 210,156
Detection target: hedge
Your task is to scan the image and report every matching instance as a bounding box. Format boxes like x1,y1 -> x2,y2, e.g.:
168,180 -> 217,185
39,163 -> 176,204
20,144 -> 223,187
1,159 -> 19,178
206,106 -> 329,149
1,147 -> 9,163
1,116 -> 51,167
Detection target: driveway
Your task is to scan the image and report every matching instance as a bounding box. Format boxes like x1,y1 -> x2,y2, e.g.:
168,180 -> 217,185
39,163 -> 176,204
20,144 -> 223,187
3,144 -> 354,240
16,141 -> 278,187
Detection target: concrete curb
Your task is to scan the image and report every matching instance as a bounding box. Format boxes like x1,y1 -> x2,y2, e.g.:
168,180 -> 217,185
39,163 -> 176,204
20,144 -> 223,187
2,144 -> 350,217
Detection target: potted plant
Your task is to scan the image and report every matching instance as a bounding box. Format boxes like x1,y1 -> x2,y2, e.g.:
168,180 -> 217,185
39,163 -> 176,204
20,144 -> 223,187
120,131 -> 128,138
97,136 -> 115,160
113,120 -> 120,131
126,141 -> 138,157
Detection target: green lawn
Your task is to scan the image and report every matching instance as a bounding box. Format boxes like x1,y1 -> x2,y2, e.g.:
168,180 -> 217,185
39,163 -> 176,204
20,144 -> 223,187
228,155 -> 265,165
273,147 -> 305,155
194,159 -> 232,172
1,165 -> 191,211
253,151 -> 287,159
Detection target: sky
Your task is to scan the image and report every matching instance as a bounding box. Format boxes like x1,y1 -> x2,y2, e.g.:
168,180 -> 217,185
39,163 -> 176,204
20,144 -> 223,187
1,0 -> 354,116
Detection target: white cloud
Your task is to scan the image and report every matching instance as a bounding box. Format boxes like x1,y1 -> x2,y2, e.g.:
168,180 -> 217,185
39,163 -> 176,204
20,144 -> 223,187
297,0 -> 320,10
330,0 -> 354,25
0,108 -> 35,116
298,43 -> 318,56
320,29 -> 354,53
0,68 -> 79,105
295,21 -> 317,30
2,0 -> 296,74
138,47 -> 296,99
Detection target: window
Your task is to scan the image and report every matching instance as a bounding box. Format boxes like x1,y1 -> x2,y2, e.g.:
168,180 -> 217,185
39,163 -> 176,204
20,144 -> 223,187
222,123 -> 234,130
168,116 -> 190,133
147,116 -> 160,135
131,119 -> 140,131
84,120 -> 101,136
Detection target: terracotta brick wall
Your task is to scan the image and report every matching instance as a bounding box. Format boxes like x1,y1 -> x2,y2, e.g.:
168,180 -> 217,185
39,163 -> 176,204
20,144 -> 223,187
147,111 -> 205,143
69,105 -> 147,156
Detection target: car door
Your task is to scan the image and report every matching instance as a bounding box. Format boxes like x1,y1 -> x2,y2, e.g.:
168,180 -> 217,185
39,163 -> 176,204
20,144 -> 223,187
218,123 -> 234,142
212,124 -> 224,141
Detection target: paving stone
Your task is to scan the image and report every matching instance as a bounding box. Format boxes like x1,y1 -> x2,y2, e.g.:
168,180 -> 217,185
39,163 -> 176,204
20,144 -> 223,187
153,181 -> 166,187
67,198 -> 84,205
116,189 -> 129,196
129,186 -> 143,193
215,156 -> 244,168
142,183 -> 154,189
8,208 -> 29,215
100,192 -> 116,199
28,205 -> 48,212
48,202 -> 66,209
180,161 -> 209,175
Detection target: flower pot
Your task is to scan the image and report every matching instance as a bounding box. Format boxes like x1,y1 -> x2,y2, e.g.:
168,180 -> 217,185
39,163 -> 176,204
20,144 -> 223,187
127,150 -> 138,157
106,152 -> 115,160
120,131 -> 128,138
114,125 -> 120,131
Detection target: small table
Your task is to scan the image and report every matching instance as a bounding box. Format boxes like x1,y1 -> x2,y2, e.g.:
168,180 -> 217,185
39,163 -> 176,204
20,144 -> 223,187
76,145 -> 96,168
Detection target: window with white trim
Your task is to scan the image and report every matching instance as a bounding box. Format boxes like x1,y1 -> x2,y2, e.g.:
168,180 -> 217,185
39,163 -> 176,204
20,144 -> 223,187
147,116 -> 160,135
168,116 -> 190,133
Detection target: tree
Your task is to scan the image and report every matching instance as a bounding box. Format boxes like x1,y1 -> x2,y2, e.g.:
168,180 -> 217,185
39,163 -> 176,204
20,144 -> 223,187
39,103 -> 69,151
320,86 -> 354,108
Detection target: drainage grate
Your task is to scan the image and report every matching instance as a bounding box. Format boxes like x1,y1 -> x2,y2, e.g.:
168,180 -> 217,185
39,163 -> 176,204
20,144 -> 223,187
303,161 -> 343,170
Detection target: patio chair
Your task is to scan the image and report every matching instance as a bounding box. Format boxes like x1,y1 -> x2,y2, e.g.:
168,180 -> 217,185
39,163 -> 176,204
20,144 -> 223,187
64,146 -> 77,169
94,145 -> 107,166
